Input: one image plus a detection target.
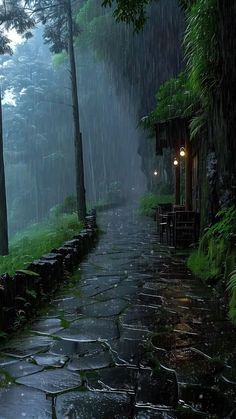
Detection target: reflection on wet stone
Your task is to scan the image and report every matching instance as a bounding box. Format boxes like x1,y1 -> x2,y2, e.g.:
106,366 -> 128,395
0,385 -> 51,418
78,298 -> 128,317
32,353 -> 68,367
134,407 -> 177,418
1,360 -> 43,378
16,369 -> 82,394
87,366 -> 138,391
50,340 -> 104,356
67,351 -> 113,371
56,391 -> 132,419
57,318 -> 119,342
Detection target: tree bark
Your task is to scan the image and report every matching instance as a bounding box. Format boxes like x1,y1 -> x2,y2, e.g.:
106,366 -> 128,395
0,91 -> 9,255
67,0 -> 86,220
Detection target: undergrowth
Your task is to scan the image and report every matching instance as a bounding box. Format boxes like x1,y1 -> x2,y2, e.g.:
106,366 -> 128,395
138,193 -> 174,217
0,213 -> 83,276
187,206 -> 236,323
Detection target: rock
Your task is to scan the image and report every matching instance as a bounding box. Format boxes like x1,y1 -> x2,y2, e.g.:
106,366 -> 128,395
16,369 -> 82,394
0,385 -> 51,418
28,258 -> 63,292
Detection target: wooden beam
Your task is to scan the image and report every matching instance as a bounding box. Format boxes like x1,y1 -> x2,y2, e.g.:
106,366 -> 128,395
185,137 -> 192,210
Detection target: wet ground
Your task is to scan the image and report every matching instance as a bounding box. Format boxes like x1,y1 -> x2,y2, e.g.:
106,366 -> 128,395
0,206 -> 236,418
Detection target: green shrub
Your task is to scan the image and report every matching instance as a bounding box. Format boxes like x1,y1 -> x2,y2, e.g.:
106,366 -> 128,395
0,213 -> 83,276
139,193 -> 174,217
187,250 -> 213,281
187,206 -> 236,323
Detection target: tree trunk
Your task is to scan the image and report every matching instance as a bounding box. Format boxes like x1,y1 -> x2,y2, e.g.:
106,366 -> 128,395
67,0 -> 86,220
0,92 -> 9,255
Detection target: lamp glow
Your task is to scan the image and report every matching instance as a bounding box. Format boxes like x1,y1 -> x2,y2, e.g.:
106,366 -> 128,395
154,170 -> 158,176
173,158 -> 179,166
180,147 -> 186,157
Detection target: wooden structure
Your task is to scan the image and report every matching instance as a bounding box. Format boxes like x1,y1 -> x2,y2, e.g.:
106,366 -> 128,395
156,205 -> 200,247
155,117 -> 194,210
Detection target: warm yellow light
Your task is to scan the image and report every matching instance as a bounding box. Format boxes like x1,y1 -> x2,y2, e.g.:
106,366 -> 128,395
154,170 -> 158,176
173,158 -> 179,166
180,147 -> 186,157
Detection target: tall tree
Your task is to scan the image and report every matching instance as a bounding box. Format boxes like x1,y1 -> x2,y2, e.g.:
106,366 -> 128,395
28,0 -> 87,220
0,87 -> 8,255
0,1 -> 34,254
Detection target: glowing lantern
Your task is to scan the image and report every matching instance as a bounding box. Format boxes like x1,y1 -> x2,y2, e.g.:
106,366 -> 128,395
173,157 -> 179,166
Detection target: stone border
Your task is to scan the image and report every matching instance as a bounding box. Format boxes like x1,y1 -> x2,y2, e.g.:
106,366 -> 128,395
0,211 -> 98,333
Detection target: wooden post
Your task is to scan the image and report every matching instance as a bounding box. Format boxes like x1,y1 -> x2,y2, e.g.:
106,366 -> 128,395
185,137 -> 192,210
175,165 -> 180,205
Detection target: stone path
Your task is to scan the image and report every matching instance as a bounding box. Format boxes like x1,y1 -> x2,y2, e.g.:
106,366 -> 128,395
0,206 -> 236,418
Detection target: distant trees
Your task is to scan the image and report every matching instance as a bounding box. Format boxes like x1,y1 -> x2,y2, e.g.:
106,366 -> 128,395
28,0 -> 87,220
1,33 -> 76,233
0,1 -> 34,255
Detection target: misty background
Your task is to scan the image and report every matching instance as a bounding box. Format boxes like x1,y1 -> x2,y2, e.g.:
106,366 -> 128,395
1,0 -> 183,237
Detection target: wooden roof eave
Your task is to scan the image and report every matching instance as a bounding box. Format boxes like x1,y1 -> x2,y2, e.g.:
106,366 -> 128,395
155,117 -> 190,156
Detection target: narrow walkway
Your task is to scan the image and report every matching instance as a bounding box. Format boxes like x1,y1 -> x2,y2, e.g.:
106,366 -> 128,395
0,206 -> 235,418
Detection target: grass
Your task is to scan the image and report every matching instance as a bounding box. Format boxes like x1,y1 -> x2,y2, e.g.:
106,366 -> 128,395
0,213 -> 83,276
138,193 -> 174,217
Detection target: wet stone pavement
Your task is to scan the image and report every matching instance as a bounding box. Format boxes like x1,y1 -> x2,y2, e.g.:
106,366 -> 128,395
0,206 -> 236,418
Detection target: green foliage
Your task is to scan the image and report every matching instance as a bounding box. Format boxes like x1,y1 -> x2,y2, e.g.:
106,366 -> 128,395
187,240 -> 226,282
142,72 -> 199,129
0,1 -> 34,55
184,0 -> 219,106
143,0 -> 219,139
101,0 -> 191,31
0,213 -> 83,276
0,368 -> 15,388
101,0 -> 151,31
52,52 -> 68,68
139,193 -> 174,216
188,206 -> 236,323
187,250 -> 212,281
184,0 -> 219,137
201,207 -> 236,245
188,207 -> 236,280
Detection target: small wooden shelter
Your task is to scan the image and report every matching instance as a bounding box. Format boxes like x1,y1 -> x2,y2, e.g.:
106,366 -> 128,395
155,117 -> 195,210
